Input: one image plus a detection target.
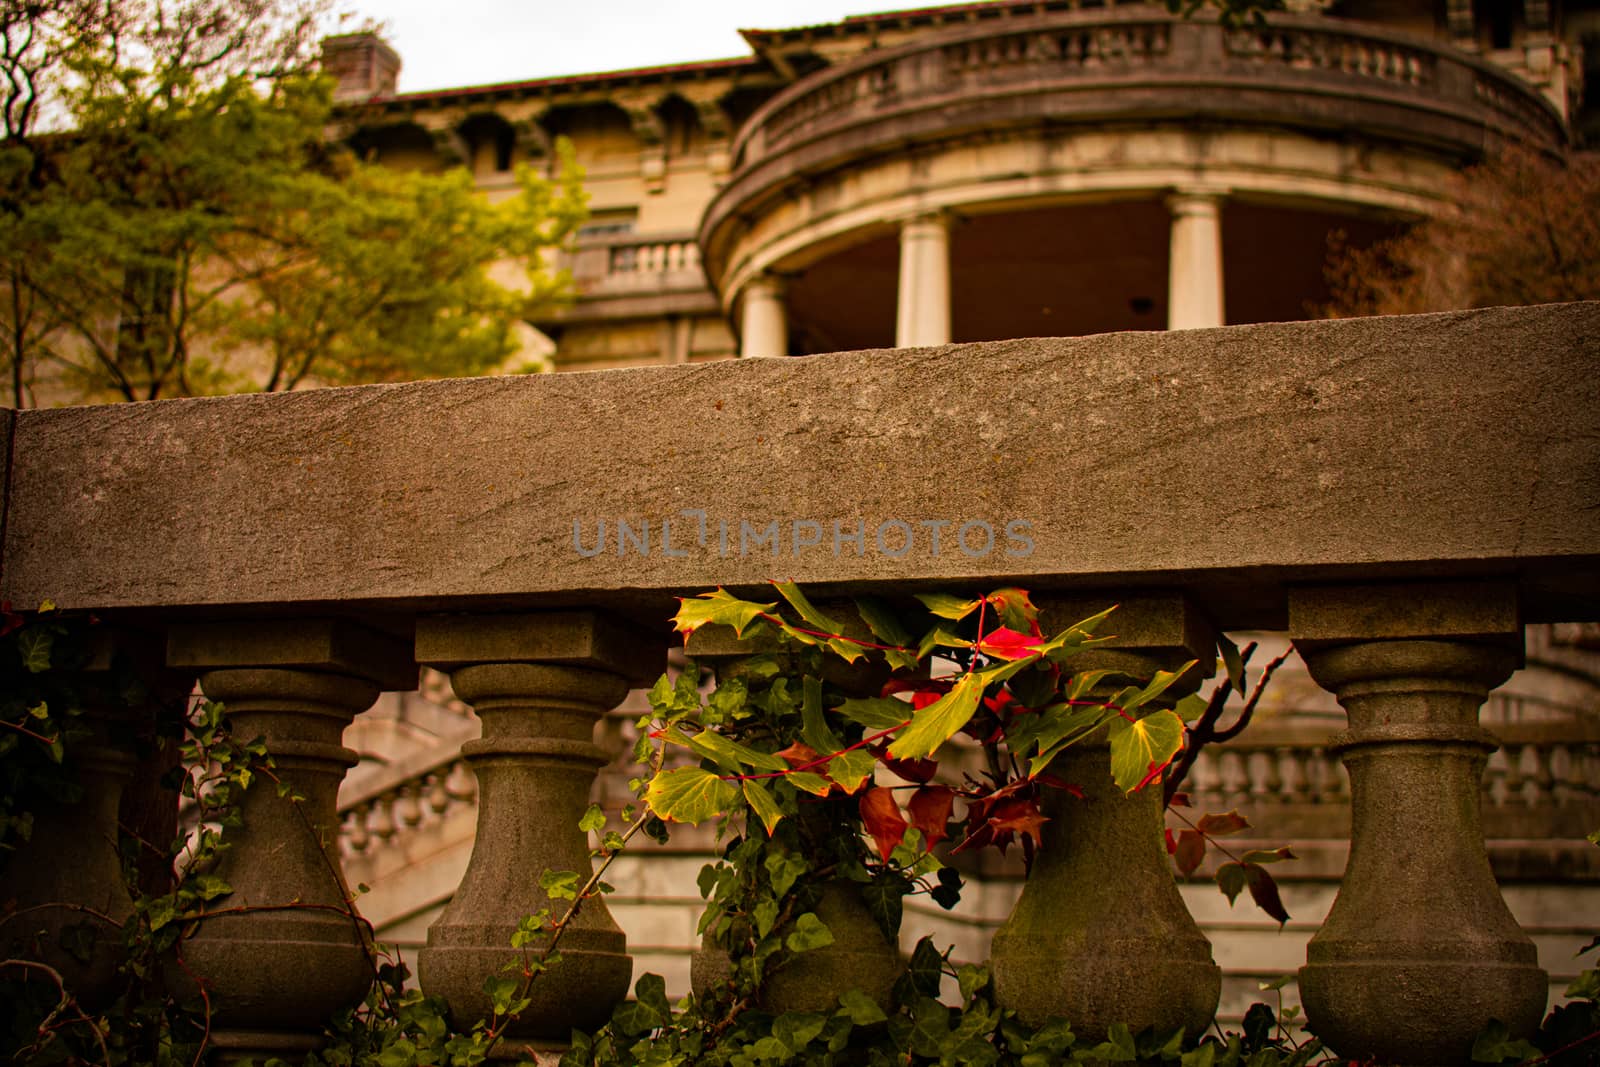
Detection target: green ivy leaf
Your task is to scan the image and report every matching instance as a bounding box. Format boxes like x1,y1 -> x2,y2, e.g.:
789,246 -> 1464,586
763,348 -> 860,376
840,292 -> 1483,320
539,869 -> 580,901
785,912 -> 834,953
191,874 -> 233,902
17,630 -> 53,673
673,588 -> 776,638
765,852 -> 806,898
862,873 -> 909,939
901,937 -> 943,999
578,804 -> 607,832
1564,969 -> 1600,1000
836,987 -> 887,1026
800,675 -> 844,756
886,672 -> 983,760
1107,709 -> 1185,793
645,766 -> 740,825
742,779 -> 785,836
753,898 -> 779,938
773,1011 -> 828,1053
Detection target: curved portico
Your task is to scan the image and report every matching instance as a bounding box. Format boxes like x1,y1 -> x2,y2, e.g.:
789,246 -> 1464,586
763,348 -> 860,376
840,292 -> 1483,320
700,6 -> 1565,354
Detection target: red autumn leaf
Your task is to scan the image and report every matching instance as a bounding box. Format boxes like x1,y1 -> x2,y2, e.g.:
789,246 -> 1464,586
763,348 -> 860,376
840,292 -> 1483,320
1244,863 -> 1291,925
774,741 -> 821,768
987,796 -> 1049,848
1164,828 -> 1178,855
1169,791 -> 1191,808
982,690 -> 1017,715
0,602 -> 23,639
974,626 -> 1045,661
876,749 -> 939,784
906,786 -> 955,848
859,787 -> 909,861
1196,810 -> 1251,836
1175,829 -> 1207,876
911,689 -> 944,710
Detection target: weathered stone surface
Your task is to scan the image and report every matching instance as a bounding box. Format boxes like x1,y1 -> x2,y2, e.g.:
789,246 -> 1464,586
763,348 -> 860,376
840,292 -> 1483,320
416,615 -> 648,1041
168,617 -> 418,691
1291,583 -> 1548,1065
693,880 -> 903,1014
178,667 -> 379,1048
991,593 -> 1221,1040
415,610 -> 658,683
5,304 -> 1599,628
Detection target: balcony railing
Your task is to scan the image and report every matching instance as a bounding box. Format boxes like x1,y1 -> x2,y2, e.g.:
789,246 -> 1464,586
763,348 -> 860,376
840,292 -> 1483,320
731,10 -> 1562,171
547,231 -> 715,324
701,8 -> 1566,287
3,303 -> 1597,1062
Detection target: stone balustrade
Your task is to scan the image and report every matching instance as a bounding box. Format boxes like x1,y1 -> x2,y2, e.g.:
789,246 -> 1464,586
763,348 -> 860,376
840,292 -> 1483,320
550,230 -> 715,325
714,8 -> 1562,224
2,303 -> 1598,1063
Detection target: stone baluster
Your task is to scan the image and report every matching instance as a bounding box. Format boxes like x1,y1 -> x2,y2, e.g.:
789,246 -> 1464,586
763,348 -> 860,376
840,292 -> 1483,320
1,628 -> 179,1009
166,618 -> 416,1061
414,611 -> 660,1047
683,610 -> 903,1013
1290,582 -> 1547,1065
991,593 -> 1221,1041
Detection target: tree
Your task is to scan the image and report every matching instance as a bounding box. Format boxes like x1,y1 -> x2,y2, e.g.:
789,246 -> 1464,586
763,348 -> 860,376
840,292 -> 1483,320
0,0 -> 586,406
1324,144 -> 1600,317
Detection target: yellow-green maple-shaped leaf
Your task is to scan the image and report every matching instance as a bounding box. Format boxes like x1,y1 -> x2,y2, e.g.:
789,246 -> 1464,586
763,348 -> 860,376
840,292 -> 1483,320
772,581 -> 864,663
915,592 -> 983,620
1107,709 -> 1185,793
673,589 -> 777,638
853,596 -> 919,671
834,696 -> 914,731
688,731 -> 789,774
886,672 -> 984,760
825,748 -> 877,794
646,766 -> 740,824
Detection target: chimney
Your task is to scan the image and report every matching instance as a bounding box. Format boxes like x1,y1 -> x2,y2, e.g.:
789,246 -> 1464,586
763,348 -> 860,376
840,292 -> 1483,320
320,33 -> 402,102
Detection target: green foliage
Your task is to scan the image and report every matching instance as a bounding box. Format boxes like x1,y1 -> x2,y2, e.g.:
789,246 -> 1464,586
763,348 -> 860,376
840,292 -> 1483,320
0,0 -> 586,406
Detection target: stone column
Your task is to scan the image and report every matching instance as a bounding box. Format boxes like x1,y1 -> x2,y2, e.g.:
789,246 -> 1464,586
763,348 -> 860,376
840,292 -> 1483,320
896,212 -> 952,348
1166,189 -> 1225,330
739,274 -> 788,358
167,619 -> 416,1061
0,629 -> 168,1009
991,593 -> 1221,1041
415,611 -> 660,1046
1290,582 -> 1547,1065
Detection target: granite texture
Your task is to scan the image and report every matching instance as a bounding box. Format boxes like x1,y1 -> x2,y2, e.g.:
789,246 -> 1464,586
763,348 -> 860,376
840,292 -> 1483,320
4,304 -> 1597,629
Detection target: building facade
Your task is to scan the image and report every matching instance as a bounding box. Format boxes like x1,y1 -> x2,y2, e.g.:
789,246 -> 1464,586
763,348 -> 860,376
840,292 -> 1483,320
327,0 -> 1593,372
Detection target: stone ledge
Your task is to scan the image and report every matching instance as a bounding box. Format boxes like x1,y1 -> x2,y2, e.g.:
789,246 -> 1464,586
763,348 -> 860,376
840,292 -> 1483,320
4,303 -> 1597,629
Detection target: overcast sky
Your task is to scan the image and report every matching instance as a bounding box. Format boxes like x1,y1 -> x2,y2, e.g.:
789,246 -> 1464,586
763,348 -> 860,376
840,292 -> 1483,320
344,2 -> 888,93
